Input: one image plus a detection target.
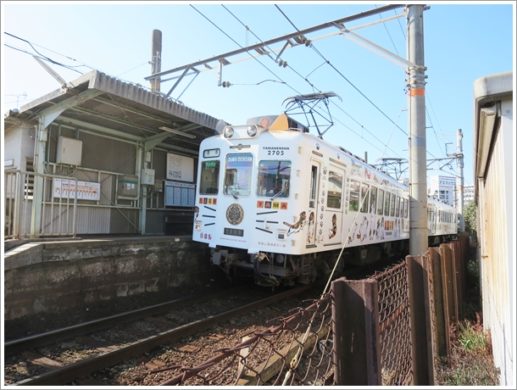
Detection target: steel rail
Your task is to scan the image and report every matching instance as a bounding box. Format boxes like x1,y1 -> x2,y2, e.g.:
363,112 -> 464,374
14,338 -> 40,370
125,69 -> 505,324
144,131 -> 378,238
13,285 -> 310,386
5,288 -> 235,355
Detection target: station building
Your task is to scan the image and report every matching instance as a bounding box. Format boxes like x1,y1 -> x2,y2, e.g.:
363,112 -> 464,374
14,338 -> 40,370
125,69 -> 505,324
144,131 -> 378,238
4,70 -> 221,239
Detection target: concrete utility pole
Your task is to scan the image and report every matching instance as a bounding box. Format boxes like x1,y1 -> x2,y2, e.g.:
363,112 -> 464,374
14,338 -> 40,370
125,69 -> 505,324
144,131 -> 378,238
456,128 -> 465,231
150,29 -> 162,92
407,5 -> 428,256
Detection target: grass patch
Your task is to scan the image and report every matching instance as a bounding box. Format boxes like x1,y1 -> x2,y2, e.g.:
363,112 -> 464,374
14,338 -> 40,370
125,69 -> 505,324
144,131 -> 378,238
436,317 -> 499,385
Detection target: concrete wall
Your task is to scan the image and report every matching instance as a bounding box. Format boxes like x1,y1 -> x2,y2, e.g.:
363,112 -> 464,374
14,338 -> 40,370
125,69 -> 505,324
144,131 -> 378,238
4,125 -> 34,170
4,236 -> 211,338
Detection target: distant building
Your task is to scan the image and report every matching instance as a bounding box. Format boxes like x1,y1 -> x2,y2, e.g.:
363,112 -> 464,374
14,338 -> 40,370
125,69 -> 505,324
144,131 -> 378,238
463,185 -> 475,205
428,175 -> 455,206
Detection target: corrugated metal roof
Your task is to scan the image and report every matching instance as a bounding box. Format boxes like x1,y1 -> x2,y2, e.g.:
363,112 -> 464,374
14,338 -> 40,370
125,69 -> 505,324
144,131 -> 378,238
4,70 -> 221,154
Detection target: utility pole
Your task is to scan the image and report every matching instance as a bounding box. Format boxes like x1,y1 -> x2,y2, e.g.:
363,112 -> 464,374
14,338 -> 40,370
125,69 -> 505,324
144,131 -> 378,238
407,5 -> 428,256
456,128 -> 465,231
150,29 -> 162,92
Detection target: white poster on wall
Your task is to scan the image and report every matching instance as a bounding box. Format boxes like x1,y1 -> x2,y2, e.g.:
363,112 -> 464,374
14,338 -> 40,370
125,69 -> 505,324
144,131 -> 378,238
53,178 -> 100,201
166,153 -> 194,182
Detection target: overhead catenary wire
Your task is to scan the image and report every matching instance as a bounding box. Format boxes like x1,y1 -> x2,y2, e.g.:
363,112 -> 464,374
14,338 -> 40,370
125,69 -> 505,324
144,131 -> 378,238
275,5 -> 450,162
4,43 -> 83,75
220,4 -> 403,158
4,31 -> 93,71
275,4 -> 409,138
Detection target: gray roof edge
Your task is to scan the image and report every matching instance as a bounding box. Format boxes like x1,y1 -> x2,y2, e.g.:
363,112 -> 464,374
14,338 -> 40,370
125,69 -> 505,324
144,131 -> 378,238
86,71 -> 219,130
16,71 -> 95,115
10,70 -> 220,132
473,71 -> 513,104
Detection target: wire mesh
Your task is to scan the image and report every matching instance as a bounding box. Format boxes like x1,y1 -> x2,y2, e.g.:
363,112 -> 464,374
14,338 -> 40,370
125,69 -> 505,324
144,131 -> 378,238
373,261 -> 413,385
153,293 -> 334,386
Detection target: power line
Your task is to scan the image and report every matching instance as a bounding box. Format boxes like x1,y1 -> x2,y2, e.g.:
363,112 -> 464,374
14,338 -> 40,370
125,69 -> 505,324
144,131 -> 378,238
4,43 -> 83,74
190,4 -> 298,94
377,9 -> 400,55
274,4 -> 409,138
4,32 -> 92,71
221,5 -> 402,158
275,5 -> 447,162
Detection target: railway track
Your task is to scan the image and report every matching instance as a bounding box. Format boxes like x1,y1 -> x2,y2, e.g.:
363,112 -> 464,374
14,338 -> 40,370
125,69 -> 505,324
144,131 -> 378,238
5,285 -> 311,386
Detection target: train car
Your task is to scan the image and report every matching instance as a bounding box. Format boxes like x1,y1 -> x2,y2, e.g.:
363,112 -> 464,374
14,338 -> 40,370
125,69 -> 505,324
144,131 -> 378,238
193,113 -> 457,285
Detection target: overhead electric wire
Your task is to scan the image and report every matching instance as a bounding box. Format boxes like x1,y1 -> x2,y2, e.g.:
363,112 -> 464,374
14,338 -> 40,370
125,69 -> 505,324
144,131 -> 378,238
276,5 -> 453,163
190,4 -> 299,95
4,43 -> 83,74
383,11 -> 450,159
4,32 -> 92,71
221,4 -> 401,158
274,4 -> 409,138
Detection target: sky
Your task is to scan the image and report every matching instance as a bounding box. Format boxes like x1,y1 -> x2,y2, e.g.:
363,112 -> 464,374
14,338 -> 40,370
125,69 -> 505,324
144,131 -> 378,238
1,1 -> 515,187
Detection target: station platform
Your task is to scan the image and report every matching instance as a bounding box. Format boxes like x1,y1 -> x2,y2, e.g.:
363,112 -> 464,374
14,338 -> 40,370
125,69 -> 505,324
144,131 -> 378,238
4,235 -> 211,339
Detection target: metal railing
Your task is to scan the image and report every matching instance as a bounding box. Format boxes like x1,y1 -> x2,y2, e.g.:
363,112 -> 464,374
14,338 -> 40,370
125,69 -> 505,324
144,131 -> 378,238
4,170 -> 78,239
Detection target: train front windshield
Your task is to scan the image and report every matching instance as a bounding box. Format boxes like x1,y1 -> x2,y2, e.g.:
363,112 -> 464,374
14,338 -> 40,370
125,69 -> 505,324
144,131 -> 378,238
224,153 -> 253,197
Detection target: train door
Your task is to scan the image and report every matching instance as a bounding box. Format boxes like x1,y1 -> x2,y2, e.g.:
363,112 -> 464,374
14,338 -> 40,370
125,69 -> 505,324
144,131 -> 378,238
323,166 -> 345,246
306,161 -> 320,247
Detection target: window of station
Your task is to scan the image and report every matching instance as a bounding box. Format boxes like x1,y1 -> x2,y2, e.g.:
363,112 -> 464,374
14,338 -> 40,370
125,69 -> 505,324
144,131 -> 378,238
384,192 -> 391,216
200,160 -> 220,195
349,179 -> 360,212
369,186 -> 378,214
360,184 -> 369,213
327,170 -> 343,209
377,189 -> 384,215
257,160 -> 291,198
224,153 -> 253,197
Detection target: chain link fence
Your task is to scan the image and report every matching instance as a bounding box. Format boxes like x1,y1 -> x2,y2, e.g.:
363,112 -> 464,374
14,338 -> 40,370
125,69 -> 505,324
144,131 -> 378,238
146,237 -> 467,386
153,293 -> 333,386
372,261 -> 413,385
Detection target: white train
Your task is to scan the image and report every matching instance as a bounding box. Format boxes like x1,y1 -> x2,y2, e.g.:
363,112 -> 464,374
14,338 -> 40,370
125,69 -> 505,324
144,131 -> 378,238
193,114 -> 457,285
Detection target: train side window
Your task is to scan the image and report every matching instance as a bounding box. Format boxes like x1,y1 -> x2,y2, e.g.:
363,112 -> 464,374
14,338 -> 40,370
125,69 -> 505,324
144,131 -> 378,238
309,165 -> 318,208
360,184 -> 369,213
384,192 -> 390,216
349,179 -> 360,212
257,160 -> 291,198
390,194 -> 396,217
327,170 -> 343,209
369,186 -> 377,214
377,189 -> 384,215
395,196 -> 400,217
199,160 -> 220,195
403,199 -> 408,218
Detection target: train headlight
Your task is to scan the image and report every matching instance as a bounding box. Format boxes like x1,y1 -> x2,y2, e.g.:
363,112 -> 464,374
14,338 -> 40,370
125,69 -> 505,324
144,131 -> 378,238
223,126 -> 234,138
247,125 -> 258,137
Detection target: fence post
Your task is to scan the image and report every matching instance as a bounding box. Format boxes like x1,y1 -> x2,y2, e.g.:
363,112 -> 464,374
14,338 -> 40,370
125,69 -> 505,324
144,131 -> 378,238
429,247 -> 449,358
332,277 -> 381,385
406,255 -> 434,385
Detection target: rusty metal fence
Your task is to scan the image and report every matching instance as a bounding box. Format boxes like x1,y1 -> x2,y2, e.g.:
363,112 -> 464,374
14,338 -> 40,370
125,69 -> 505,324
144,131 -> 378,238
332,235 -> 468,386
146,236 -> 467,386
331,261 -> 412,385
374,262 -> 413,385
151,294 -> 334,385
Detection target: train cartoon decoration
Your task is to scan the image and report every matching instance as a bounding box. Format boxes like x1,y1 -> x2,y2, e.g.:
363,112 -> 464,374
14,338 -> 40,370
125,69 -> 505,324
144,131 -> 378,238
193,113 -> 457,286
